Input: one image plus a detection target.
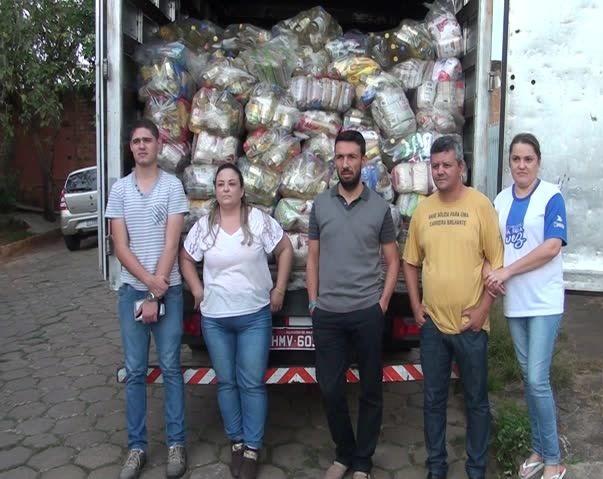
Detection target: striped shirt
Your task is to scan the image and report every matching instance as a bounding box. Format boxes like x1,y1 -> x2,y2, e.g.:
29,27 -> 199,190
105,169 -> 189,290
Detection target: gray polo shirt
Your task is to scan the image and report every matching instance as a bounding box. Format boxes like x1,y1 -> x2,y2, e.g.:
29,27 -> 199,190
308,184 -> 396,313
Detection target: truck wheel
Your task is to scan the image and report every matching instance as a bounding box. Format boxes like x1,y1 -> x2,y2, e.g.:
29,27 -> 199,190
63,235 -> 81,251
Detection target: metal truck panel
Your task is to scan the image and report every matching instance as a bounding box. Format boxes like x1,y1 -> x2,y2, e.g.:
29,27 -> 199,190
503,0 -> 603,291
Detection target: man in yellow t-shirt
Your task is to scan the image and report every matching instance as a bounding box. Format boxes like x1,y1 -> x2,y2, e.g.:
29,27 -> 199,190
402,136 -> 503,479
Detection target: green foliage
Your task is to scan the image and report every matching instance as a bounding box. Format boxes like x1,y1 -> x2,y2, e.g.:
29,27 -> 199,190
0,0 -> 94,136
0,174 -> 18,212
492,401 -> 531,477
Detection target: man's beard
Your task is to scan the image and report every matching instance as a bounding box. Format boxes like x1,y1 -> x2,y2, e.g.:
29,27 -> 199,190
338,170 -> 362,190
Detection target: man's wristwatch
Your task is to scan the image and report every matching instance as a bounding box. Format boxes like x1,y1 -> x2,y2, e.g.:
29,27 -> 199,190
146,292 -> 159,302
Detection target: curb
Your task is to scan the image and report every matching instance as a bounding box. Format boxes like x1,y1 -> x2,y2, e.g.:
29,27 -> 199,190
0,229 -> 61,261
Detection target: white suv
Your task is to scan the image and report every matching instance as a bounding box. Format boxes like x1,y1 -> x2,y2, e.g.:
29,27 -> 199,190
59,166 -> 98,251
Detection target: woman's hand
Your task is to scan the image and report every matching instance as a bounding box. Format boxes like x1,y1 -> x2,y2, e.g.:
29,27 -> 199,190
191,287 -> 204,311
270,288 -> 285,313
486,267 -> 511,293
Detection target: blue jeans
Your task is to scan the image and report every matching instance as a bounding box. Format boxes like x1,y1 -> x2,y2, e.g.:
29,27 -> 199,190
507,314 -> 563,465
118,284 -> 185,451
202,305 -> 271,449
420,317 -> 490,479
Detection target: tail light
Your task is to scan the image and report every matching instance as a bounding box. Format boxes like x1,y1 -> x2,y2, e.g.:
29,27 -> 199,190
391,316 -> 420,340
183,311 -> 201,336
59,189 -> 67,211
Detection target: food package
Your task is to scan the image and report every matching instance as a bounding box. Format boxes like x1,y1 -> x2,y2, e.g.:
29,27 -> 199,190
184,49 -> 211,80
158,19 -> 223,53
390,20 -> 435,62
396,192 -> 427,218
367,32 -> 393,69
295,110 -> 342,138
244,130 -> 301,171
344,126 -> 381,161
201,59 -> 257,102
381,131 -> 436,168
391,161 -> 435,195
188,87 -> 244,137
292,46 -> 330,77
184,198 -> 213,232
238,157 -> 281,206
221,23 -> 272,54
157,141 -> 191,174
251,203 -> 275,216
289,76 -> 354,112
138,59 -> 195,102
182,164 -> 217,199
191,131 -> 239,165
328,56 -> 381,86
272,6 -> 342,51
416,80 -> 437,110
416,108 -> 463,134
390,59 -> 434,90
240,35 -> 299,88
434,80 -> 465,114
355,71 -> 403,111
287,233 -> 310,268
143,96 -> 191,143
245,83 -> 300,132
280,152 -> 330,200
431,58 -> 463,82
343,108 -> 374,129
301,133 -> 335,163
425,0 -> 463,59
389,203 -> 402,238
274,198 -> 313,233
361,160 -> 394,203
325,31 -> 368,61
371,86 -> 416,139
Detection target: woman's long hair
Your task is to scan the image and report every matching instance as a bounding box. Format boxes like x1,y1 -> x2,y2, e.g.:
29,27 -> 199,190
203,163 -> 254,248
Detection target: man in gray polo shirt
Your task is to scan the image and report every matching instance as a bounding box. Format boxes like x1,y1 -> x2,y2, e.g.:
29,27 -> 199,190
307,130 -> 400,479
105,119 -> 189,479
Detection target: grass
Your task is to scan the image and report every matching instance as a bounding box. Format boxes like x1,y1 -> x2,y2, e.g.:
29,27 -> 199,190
492,400 -> 531,477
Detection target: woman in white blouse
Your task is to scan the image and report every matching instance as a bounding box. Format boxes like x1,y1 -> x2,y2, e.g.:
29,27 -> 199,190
180,163 -> 292,479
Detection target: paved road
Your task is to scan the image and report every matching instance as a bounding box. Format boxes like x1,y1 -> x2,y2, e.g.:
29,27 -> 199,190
0,239 -> 600,478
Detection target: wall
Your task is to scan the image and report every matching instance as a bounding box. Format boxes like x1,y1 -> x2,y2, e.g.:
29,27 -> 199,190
11,93 -> 96,209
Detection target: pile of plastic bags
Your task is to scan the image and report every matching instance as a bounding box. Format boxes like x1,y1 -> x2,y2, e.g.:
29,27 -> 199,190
135,1 -> 465,269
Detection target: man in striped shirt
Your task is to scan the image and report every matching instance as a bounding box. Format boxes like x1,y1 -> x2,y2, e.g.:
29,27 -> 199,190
105,119 -> 189,479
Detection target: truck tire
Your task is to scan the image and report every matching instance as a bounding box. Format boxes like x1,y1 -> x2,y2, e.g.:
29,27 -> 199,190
63,235 -> 81,251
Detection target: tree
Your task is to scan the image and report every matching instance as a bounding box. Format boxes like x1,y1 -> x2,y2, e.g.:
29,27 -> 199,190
0,0 -> 94,219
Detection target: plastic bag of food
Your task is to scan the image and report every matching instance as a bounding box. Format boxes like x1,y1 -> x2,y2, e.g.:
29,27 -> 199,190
361,160 -> 394,203
355,71 -> 403,110
138,58 -> 195,101
295,110 -> 342,138
245,83 -> 300,132
425,0 -> 463,59
184,198 -> 213,232
391,20 -> 435,61
244,130 -> 301,172
432,58 -> 462,82
367,32 -> 393,69
182,164 -> 217,199
280,152 -> 331,199
344,126 -> 381,161
325,31 -> 368,61
371,86 -> 416,139
302,133 -> 335,163
191,131 -> 239,165
342,108 -> 374,129
240,35 -> 298,88
222,23 -> 272,54
188,87 -> 243,137
274,198 -> 313,233
158,19 -> 223,53
416,80 -> 437,110
135,41 -> 187,67
390,59 -> 434,90
434,80 -> 464,114
272,6 -> 342,51
391,161 -> 435,195
238,157 -> 281,206
287,232 -> 310,268
381,131 -> 439,168
201,59 -> 257,102
416,108 -> 463,133
329,56 -> 381,86
293,46 -> 330,77
157,141 -> 190,174
184,49 -> 211,80
289,76 -> 354,112
396,192 -> 426,218
143,96 -> 191,143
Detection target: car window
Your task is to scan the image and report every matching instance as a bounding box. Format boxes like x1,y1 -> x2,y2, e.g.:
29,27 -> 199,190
65,169 -> 97,193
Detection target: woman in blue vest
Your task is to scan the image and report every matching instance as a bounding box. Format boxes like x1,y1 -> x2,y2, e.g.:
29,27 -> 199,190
487,133 -> 567,479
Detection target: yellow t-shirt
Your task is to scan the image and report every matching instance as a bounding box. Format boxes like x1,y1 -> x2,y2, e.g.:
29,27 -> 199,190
403,187 -> 503,334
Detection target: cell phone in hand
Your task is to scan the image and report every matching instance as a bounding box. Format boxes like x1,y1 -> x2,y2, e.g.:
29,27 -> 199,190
134,299 -> 165,320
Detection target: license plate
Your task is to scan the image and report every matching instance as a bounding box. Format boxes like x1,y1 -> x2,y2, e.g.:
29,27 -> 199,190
271,327 -> 315,350
78,219 -> 97,229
